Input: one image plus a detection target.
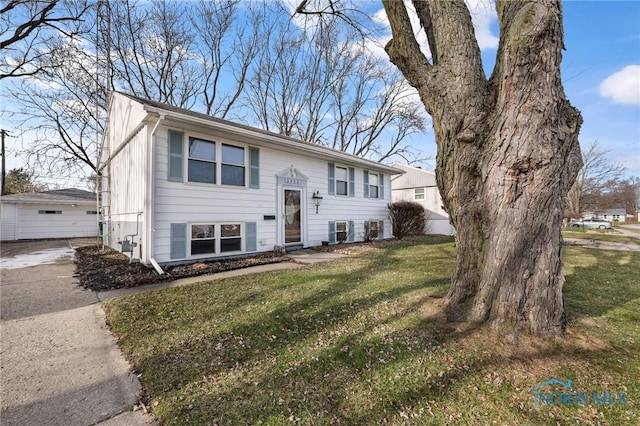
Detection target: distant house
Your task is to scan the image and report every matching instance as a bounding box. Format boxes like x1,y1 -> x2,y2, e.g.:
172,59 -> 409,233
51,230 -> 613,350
582,208 -> 627,223
390,163 -> 455,236
99,92 -> 402,270
0,188 -> 98,241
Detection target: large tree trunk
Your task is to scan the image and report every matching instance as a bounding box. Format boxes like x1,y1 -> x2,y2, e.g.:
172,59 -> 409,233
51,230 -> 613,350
383,0 -> 582,338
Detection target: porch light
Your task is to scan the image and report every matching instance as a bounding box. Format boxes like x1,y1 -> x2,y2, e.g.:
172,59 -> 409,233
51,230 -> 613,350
312,190 -> 323,214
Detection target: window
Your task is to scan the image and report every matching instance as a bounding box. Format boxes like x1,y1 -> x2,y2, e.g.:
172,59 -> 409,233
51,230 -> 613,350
38,210 -> 62,214
188,137 -> 216,183
367,220 -> 379,239
221,224 -> 242,252
86,210 -> 98,215
414,188 -> 425,200
369,173 -> 379,198
191,224 -> 215,255
336,166 -> 348,196
221,144 -> 245,186
336,221 -> 347,243
189,223 -> 243,255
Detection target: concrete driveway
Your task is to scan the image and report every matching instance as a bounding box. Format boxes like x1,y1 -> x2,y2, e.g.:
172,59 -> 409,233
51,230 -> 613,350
0,239 -> 155,426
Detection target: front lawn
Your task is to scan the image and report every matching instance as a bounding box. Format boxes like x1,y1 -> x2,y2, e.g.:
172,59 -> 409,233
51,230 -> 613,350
105,238 -> 639,425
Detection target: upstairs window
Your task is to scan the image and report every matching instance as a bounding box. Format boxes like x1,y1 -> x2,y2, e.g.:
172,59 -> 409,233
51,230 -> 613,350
369,172 -> 379,198
414,188 -> 425,200
221,144 -> 245,186
335,166 -> 348,196
188,137 -> 216,184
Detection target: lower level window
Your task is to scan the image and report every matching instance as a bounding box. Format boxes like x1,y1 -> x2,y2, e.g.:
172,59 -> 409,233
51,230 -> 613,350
367,220 -> 379,239
190,223 -> 242,255
336,221 -> 347,243
221,224 -> 242,252
191,224 -> 215,255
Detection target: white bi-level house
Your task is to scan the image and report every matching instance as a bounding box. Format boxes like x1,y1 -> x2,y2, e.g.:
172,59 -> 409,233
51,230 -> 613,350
99,92 -> 402,271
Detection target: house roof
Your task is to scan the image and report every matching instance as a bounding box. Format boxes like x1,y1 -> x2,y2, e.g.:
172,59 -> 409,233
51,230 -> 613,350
390,163 -> 437,190
113,92 -> 403,175
0,188 -> 96,205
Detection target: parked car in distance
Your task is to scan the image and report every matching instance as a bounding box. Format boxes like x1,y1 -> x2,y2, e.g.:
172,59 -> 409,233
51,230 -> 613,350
570,218 -> 612,229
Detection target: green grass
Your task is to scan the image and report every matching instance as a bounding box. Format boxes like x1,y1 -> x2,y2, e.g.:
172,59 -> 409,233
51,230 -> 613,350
562,228 -> 640,245
105,238 -> 639,425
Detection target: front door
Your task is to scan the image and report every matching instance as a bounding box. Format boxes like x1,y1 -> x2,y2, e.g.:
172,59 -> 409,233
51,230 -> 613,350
284,188 -> 302,244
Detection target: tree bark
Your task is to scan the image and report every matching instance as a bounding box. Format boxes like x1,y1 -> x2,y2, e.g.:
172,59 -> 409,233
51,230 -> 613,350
383,0 -> 582,338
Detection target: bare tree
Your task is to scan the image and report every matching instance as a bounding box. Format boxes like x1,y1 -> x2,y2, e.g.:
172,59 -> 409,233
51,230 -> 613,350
245,6 -> 427,163
298,0 -> 583,338
191,0 -> 262,118
0,0 -> 90,79
565,140 -> 626,215
106,0 -> 201,108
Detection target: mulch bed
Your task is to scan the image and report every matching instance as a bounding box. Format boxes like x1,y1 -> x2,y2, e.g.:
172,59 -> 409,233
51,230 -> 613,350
74,237 -> 443,292
74,245 -> 291,292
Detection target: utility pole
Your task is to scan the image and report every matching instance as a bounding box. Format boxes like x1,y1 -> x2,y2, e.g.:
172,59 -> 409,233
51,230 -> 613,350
1,129 -> 7,196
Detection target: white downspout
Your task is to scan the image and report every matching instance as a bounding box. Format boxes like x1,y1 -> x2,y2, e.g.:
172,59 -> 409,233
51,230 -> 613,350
147,114 -> 165,275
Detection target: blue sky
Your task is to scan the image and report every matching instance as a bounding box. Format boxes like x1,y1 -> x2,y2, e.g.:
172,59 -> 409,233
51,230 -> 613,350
408,0 -> 640,177
562,0 -> 640,178
2,0 -> 639,183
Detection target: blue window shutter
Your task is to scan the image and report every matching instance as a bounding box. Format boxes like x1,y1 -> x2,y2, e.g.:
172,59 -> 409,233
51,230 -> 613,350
363,170 -> 369,198
348,220 -> 355,242
364,220 -> 370,237
348,167 -> 355,197
379,173 -> 385,199
328,163 -> 335,195
246,222 -> 257,251
328,221 -> 336,244
170,223 -> 187,259
168,130 -> 183,182
379,220 -> 384,239
249,147 -> 260,189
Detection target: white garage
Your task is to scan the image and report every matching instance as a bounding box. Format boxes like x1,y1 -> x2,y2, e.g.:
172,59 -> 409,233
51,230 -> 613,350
1,189 -> 98,241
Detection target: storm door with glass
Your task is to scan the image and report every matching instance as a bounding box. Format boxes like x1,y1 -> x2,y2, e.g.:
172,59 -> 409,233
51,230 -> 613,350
283,189 -> 302,244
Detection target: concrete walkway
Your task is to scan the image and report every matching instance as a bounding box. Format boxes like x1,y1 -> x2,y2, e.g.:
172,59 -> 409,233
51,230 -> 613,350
98,249 -> 347,301
1,242 -> 345,426
1,239 -> 155,426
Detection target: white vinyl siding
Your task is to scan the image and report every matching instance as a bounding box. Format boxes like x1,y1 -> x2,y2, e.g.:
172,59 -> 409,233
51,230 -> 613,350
152,126 -> 394,263
0,203 -> 17,241
2,203 -> 98,240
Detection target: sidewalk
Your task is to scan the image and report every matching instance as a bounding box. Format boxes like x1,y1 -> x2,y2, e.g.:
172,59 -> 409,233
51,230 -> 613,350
0,238 -> 155,426
98,249 -> 347,301
1,244 -> 346,426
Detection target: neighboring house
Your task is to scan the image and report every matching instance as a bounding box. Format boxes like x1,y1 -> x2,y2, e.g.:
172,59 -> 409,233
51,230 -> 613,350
390,163 -> 456,236
1,188 -> 98,241
99,92 -> 402,270
582,208 -> 627,223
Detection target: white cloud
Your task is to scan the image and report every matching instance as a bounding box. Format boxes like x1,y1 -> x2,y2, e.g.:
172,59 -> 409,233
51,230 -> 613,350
466,0 -> 499,50
599,65 -> 640,106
